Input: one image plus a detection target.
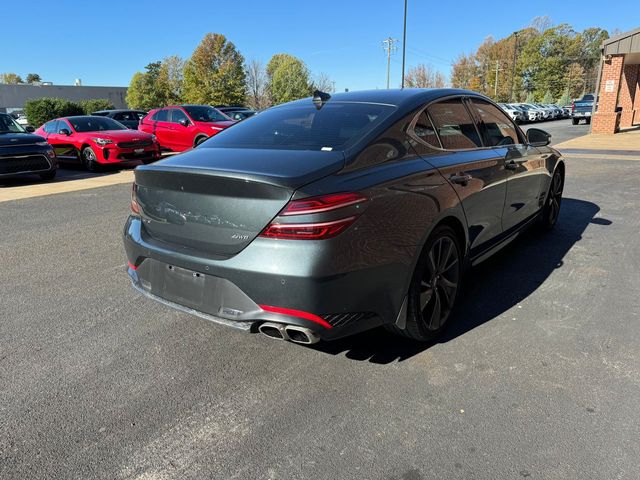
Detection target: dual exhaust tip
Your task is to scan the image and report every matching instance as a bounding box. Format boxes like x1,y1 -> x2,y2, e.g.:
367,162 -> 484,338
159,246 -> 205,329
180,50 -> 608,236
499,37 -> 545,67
258,322 -> 320,345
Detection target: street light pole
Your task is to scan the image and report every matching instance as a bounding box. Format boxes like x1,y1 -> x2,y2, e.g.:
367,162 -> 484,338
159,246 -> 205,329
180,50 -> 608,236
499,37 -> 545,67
510,31 -> 519,101
401,0 -> 408,88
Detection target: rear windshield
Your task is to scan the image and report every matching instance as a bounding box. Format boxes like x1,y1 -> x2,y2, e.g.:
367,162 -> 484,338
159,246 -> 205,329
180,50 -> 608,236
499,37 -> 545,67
68,117 -> 127,132
203,102 -> 396,151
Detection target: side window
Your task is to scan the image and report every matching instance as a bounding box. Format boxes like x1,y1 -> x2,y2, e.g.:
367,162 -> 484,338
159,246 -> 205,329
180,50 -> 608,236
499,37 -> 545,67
152,109 -> 169,122
135,112 -> 146,120
470,99 -> 521,146
57,120 -> 70,132
114,112 -> 130,121
44,121 -> 57,133
171,109 -> 189,124
411,111 -> 441,148
427,98 -> 482,150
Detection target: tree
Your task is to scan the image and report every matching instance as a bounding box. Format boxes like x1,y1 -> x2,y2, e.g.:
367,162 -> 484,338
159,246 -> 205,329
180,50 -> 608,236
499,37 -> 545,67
525,91 -> 536,103
182,33 -> 246,105
564,62 -> 585,99
312,72 -> 334,93
451,53 -> 480,90
78,99 -> 115,114
542,90 -> 554,103
245,59 -> 270,110
24,98 -> 83,128
157,55 -> 184,105
266,54 -> 312,105
0,73 -> 23,84
126,62 -> 164,110
404,64 -> 446,88
558,89 -> 572,107
26,73 -> 41,84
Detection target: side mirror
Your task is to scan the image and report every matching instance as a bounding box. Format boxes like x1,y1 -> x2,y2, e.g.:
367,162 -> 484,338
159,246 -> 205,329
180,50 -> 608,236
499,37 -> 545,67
25,126 -> 35,133
179,119 -> 189,127
526,128 -> 551,147
59,128 -> 71,136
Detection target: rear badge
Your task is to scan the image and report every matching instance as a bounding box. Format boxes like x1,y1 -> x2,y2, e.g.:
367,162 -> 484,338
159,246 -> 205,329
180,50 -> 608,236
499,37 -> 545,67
219,307 -> 243,318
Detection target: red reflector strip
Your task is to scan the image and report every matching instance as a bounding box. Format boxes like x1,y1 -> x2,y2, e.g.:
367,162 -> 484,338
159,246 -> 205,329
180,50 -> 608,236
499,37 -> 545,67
127,261 -> 137,271
259,305 -> 333,329
260,216 -> 356,240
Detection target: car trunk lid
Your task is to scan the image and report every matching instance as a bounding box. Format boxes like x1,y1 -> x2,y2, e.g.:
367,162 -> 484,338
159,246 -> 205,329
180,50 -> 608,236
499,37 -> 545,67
134,147 -> 344,256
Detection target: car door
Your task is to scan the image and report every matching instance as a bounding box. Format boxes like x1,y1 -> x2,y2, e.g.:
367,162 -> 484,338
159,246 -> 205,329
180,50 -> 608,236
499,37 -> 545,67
467,98 -> 545,232
152,109 -> 172,149
413,97 -> 508,256
47,120 -> 79,161
168,108 -> 193,150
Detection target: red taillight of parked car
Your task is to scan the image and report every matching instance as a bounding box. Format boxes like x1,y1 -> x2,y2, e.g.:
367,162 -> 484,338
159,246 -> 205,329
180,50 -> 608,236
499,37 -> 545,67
260,192 -> 368,240
131,183 -> 140,215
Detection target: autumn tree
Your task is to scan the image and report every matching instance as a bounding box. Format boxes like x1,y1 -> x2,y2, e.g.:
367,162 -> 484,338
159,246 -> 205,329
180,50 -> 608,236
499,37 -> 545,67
26,73 -> 41,84
245,59 -> 270,110
126,62 -> 164,110
182,33 -> 246,105
266,54 -> 312,105
404,64 -> 446,88
0,73 -> 23,84
158,55 -> 184,105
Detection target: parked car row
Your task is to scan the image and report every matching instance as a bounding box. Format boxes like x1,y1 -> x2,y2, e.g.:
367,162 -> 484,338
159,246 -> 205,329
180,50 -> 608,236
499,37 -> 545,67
1,103 -> 259,179
498,103 -> 571,123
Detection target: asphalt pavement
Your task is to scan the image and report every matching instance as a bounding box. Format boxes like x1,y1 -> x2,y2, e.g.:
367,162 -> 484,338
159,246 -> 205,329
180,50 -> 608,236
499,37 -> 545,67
1,119 -> 639,479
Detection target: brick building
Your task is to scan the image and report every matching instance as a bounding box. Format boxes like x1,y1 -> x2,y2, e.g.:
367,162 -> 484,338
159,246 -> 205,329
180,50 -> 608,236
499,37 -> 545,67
592,27 -> 640,134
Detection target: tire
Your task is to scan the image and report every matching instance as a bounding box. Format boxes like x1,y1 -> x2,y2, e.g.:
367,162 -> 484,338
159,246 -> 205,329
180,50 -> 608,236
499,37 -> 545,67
194,136 -> 208,147
39,170 -> 56,181
540,168 -> 563,231
585,118 -> 591,125
81,146 -> 100,172
572,118 -> 579,125
388,225 -> 462,342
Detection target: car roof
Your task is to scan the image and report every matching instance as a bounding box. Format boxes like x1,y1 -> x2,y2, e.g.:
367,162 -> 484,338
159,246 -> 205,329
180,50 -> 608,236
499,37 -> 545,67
282,88 -> 490,111
93,109 -> 144,113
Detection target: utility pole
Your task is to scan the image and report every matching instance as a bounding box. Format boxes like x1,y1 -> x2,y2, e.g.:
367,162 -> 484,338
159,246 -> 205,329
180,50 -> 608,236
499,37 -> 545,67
494,60 -> 501,97
382,37 -> 399,89
510,31 -> 519,101
401,0 -> 408,88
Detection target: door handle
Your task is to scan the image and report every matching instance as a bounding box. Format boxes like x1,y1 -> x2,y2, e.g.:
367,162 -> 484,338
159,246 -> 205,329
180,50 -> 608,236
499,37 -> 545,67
505,161 -> 518,170
450,173 -> 472,185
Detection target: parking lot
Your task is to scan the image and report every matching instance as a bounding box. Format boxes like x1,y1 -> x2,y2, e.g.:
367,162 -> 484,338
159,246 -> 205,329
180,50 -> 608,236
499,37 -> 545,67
2,118 -> 639,479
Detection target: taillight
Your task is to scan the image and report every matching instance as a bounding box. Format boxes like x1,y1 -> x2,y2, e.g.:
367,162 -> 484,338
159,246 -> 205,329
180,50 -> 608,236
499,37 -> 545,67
260,192 -> 368,240
131,183 -> 140,215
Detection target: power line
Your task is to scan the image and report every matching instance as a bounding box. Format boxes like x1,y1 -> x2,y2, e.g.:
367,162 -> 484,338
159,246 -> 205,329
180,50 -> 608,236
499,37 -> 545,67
382,37 -> 399,89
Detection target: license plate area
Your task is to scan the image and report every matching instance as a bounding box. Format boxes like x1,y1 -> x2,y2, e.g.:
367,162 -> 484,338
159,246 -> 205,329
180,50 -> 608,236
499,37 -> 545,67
162,264 -> 204,308
134,148 -> 145,154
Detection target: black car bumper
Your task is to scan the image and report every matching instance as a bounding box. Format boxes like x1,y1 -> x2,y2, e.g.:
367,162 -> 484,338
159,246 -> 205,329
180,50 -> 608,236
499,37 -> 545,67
0,144 -> 57,178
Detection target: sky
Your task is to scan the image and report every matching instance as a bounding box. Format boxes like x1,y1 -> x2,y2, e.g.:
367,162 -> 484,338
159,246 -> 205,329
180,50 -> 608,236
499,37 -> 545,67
2,0 -> 639,92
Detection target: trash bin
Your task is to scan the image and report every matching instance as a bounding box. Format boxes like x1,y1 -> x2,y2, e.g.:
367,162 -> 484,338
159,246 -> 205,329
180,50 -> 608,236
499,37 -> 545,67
615,106 -> 622,133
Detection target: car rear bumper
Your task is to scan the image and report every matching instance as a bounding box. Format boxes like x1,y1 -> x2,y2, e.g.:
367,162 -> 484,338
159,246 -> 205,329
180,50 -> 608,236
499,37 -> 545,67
123,215 -> 406,340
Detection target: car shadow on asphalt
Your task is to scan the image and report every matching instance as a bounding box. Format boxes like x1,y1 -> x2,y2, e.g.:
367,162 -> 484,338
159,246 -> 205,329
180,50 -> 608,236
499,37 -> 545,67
311,197 -> 609,364
0,162 -> 131,188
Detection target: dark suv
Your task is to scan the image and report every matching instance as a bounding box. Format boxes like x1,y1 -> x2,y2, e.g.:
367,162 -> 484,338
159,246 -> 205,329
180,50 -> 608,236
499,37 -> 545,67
0,112 -> 57,181
92,110 -> 147,130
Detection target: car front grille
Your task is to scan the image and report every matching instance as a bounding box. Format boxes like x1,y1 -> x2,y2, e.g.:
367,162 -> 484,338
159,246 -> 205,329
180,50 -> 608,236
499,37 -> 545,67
117,140 -> 153,149
322,312 -> 377,328
0,154 -> 51,175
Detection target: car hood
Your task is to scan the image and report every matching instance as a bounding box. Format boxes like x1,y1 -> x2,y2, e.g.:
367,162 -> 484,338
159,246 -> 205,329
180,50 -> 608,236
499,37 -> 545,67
80,130 -> 154,141
0,132 -> 46,146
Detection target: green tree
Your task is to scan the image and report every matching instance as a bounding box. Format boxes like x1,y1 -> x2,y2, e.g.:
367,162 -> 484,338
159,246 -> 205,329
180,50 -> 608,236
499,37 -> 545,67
126,62 -> 164,110
158,55 -> 184,105
78,99 -> 115,114
542,90 -> 554,103
0,73 -> 23,84
266,53 -> 312,104
182,33 -> 246,105
558,89 -> 572,106
525,91 -> 536,103
26,73 -> 41,84
24,98 -> 83,128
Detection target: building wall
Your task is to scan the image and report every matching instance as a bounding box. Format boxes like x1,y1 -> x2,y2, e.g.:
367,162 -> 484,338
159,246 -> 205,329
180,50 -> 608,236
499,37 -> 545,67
592,55 -> 625,134
0,84 -> 128,111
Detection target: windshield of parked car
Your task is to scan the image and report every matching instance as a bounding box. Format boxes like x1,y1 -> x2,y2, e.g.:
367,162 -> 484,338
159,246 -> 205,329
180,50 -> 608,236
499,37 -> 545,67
68,116 -> 127,132
183,106 -> 229,122
0,113 -> 26,133
203,102 -> 396,151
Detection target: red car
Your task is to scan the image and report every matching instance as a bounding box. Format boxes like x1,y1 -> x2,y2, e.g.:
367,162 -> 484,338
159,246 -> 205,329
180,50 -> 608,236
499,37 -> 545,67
139,105 -> 235,152
36,116 -> 160,171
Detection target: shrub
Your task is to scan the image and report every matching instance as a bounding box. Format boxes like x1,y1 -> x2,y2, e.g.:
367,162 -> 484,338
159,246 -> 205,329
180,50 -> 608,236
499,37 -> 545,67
24,98 -> 83,128
78,99 -> 114,115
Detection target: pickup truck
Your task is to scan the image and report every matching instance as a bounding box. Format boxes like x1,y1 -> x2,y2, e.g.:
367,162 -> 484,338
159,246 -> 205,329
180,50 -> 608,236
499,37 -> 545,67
571,94 -> 594,125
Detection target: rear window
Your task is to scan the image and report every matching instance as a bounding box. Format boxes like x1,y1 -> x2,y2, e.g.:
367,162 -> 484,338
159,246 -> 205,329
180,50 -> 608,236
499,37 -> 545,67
203,102 -> 396,151
183,106 -> 229,122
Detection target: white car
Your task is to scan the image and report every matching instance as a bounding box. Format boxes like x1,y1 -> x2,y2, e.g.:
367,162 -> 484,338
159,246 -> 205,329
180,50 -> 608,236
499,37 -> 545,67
498,103 -> 524,123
